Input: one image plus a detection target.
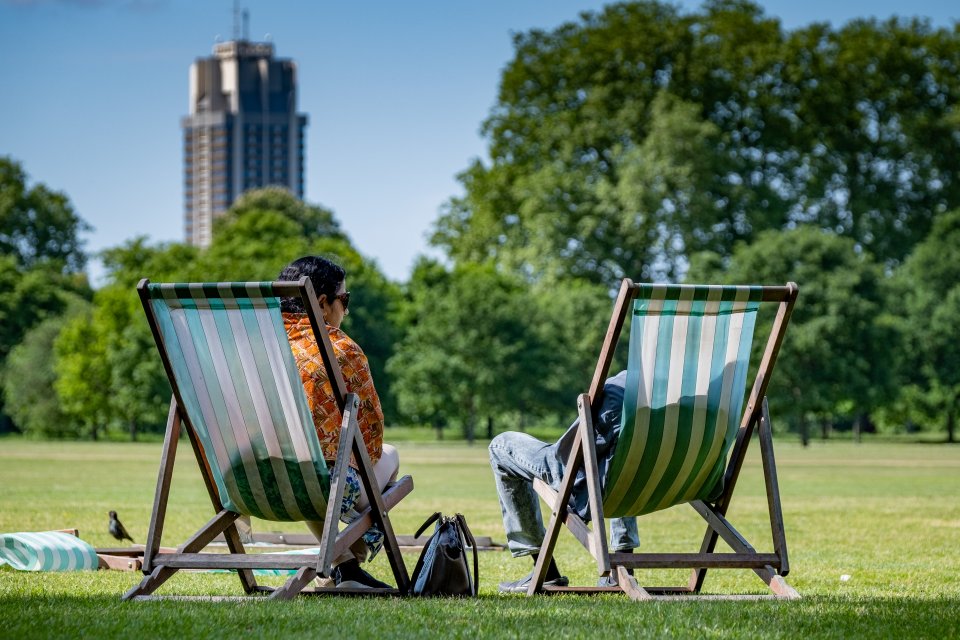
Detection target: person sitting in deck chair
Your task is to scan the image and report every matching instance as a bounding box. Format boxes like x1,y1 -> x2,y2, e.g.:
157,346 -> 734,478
490,371 -> 639,592
279,255 -> 399,589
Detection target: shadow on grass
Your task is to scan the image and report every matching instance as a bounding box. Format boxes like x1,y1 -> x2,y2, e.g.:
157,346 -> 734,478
1,593 -> 957,639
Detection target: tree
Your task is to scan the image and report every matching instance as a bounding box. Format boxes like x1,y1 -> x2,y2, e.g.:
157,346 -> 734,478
0,256 -> 91,432
433,1 -> 960,286
215,187 -> 346,243
896,209 -> 960,442
686,226 -> 899,444
52,191 -> 400,440
3,311 -> 86,438
0,156 -> 90,272
97,285 -> 171,441
54,306 -> 111,441
0,157 -> 92,432
527,278 -> 623,423
387,261 -> 547,441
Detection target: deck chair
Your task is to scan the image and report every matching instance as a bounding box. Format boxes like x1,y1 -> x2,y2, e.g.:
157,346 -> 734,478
123,278 -> 413,600
529,279 -> 799,600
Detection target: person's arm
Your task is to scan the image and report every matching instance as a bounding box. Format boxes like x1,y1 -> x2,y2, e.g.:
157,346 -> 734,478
593,371 -> 626,458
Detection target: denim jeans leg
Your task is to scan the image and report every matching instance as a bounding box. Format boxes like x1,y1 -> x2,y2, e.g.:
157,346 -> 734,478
489,432 -> 565,557
608,517 -> 640,551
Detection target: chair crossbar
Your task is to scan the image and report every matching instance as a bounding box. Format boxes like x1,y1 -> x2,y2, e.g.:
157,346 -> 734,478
608,552 -> 781,569
154,553 -> 322,570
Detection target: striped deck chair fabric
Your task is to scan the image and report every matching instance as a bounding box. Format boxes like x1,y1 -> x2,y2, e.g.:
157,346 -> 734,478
602,283 -> 762,518
146,282 -> 330,522
0,532 -> 99,571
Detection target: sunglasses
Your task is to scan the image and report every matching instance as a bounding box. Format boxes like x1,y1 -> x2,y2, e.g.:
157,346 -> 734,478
333,291 -> 350,311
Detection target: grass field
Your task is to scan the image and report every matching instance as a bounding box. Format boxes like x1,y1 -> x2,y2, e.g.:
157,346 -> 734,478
1,436 -> 958,639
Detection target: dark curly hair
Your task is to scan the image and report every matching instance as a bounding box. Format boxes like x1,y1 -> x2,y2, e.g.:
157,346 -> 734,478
278,255 -> 345,314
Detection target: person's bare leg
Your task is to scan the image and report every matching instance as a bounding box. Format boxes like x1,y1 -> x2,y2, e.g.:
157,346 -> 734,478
353,443 -> 400,513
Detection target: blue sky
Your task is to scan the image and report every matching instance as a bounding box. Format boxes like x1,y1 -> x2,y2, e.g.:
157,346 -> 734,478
1,0 -> 956,283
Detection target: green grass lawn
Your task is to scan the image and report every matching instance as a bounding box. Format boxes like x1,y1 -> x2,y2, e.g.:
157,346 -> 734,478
1,436 -> 958,638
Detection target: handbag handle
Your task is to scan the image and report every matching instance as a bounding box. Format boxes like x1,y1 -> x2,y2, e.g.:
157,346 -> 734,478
455,513 -> 479,596
414,511 -> 442,539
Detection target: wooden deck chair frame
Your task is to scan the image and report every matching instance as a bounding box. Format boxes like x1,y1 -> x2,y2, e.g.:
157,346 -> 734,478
529,279 -> 799,600
124,277 -> 412,601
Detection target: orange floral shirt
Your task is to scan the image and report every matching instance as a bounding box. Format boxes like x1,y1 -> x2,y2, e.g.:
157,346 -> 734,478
283,313 -> 384,466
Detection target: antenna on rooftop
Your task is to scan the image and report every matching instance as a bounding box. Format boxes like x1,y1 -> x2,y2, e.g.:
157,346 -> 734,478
242,9 -> 250,41
232,0 -> 240,41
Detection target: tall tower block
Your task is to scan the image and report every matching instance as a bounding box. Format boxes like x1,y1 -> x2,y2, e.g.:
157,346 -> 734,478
182,39 -> 307,247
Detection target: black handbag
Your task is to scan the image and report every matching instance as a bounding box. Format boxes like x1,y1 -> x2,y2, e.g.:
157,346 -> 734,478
409,512 -> 479,597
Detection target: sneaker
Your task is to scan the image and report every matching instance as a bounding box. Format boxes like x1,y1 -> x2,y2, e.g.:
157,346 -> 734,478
498,570 -> 569,593
597,567 -> 634,588
333,560 -> 391,589
335,579 -> 373,590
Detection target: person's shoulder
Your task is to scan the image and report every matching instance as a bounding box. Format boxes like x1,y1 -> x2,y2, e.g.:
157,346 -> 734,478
329,327 -> 365,356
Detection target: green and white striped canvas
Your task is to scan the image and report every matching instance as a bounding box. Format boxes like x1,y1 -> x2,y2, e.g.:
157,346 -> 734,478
602,284 -> 762,518
0,532 -> 99,571
147,283 -> 330,522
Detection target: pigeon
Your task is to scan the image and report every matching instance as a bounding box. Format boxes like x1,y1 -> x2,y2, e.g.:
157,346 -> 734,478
108,510 -> 135,543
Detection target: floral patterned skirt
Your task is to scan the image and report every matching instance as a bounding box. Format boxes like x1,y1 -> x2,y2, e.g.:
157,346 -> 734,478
336,466 -> 384,561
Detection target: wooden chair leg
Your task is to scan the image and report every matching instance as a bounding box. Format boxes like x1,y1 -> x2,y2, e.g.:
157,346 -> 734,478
317,406 -> 357,578
349,402 -> 410,593
123,566 -> 176,600
759,398 -> 789,576
529,429 -> 585,595
142,399 -> 180,573
221,523 -> 257,594
617,566 -> 652,601
271,566 -> 318,600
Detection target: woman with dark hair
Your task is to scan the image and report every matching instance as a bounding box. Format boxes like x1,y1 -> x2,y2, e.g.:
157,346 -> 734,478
279,255 -> 399,589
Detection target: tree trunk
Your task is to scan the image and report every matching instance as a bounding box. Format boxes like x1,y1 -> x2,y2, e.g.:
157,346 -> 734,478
434,417 -> 444,441
792,388 -> 807,447
853,414 -> 862,444
486,416 -> 494,440
465,399 -> 476,445
947,402 -> 956,444
820,418 -> 830,440
129,419 -> 138,442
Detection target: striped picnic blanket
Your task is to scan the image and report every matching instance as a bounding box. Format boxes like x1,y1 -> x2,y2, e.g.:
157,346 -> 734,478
0,532 -> 99,571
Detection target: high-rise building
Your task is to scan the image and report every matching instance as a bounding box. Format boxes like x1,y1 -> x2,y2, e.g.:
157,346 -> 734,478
181,39 -> 307,247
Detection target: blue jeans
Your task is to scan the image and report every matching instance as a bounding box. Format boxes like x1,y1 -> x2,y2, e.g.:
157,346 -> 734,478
489,431 -> 639,557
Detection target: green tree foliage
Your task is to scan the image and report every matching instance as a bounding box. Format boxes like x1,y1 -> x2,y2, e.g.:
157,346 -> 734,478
895,209 -> 960,441
52,188 -> 400,439
0,156 -> 90,272
215,187 -> 346,243
387,261 -> 547,440
3,307 -> 87,438
527,278 -> 623,422
55,241 -> 197,441
0,158 -> 92,432
686,227 -> 899,442
55,306 -> 111,441
434,1 -> 960,284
